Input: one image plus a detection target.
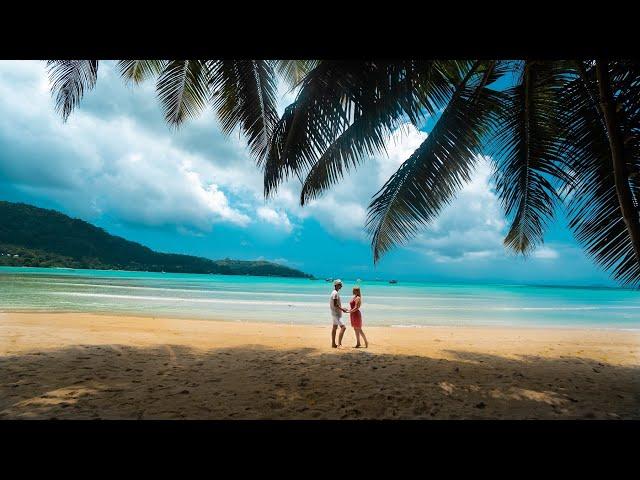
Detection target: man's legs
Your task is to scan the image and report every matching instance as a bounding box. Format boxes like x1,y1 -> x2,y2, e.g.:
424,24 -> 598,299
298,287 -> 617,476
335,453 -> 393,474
331,325 -> 338,348
338,325 -> 346,346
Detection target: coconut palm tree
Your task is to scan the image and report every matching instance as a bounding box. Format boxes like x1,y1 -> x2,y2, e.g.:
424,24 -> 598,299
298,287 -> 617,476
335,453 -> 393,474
262,60 -> 640,287
47,59 -> 640,287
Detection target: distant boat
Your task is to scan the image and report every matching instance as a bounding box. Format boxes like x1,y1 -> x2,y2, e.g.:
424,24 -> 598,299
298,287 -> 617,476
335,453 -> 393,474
325,278 -> 333,282
389,279 -> 398,284
356,278 -> 362,283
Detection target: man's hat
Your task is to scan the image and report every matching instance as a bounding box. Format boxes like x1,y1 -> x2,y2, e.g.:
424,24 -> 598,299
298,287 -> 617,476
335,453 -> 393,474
333,279 -> 343,286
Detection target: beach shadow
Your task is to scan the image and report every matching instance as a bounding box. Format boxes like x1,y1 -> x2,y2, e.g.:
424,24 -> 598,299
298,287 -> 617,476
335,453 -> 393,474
1,344 -> 638,420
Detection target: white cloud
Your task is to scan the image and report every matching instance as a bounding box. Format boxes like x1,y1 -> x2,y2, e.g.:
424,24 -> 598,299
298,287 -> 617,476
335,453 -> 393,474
0,60 -> 252,233
257,206 -> 293,233
305,196 -> 368,240
407,155 -> 507,262
533,246 -> 560,260
376,123 -> 427,184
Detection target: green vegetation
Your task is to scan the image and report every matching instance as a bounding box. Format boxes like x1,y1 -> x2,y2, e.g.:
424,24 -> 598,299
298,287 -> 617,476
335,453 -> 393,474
0,201 -> 313,278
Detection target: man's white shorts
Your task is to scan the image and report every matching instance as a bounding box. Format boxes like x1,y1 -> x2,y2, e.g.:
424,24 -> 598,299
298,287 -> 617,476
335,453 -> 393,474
332,315 -> 345,327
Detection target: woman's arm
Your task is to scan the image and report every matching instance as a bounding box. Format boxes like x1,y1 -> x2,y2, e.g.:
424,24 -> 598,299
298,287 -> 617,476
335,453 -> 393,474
350,296 -> 361,313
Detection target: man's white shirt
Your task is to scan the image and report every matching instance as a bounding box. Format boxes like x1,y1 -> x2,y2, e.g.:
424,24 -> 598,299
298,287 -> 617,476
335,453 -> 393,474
330,289 -> 345,326
330,289 -> 342,317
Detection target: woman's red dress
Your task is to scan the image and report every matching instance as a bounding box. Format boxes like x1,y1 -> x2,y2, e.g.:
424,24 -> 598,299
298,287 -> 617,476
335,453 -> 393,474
350,297 -> 362,328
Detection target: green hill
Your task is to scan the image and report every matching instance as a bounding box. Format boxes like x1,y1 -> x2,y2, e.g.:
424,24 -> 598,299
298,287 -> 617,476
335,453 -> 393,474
0,201 -> 313,278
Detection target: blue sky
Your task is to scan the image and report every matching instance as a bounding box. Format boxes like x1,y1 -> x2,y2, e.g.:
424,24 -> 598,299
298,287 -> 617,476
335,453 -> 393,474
0,60 -> 616,286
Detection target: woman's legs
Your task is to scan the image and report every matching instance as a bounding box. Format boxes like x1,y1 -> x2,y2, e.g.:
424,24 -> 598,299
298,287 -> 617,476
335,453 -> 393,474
354,328 -> 361,347
359,328 -> 368,348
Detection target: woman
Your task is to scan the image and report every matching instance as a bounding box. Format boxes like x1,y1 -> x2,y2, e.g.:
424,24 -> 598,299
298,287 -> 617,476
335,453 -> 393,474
347,287 -> 368,348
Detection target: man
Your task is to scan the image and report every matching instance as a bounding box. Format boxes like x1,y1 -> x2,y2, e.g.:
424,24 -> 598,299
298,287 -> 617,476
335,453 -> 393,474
330,279 -> 348,348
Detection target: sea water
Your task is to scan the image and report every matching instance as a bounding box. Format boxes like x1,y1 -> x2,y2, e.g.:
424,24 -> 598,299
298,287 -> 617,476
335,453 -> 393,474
0,266 -> 639,329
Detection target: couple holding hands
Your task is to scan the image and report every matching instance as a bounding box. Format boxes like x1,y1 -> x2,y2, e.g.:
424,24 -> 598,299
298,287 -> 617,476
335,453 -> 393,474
329,279 -> 368,349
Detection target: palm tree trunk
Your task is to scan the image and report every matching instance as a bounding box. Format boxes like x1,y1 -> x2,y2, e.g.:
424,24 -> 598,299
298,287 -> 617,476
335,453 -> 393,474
595,59 -> 640,265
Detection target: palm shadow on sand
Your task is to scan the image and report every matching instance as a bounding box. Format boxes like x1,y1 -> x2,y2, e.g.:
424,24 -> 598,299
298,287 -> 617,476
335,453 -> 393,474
1,344 -> 638,420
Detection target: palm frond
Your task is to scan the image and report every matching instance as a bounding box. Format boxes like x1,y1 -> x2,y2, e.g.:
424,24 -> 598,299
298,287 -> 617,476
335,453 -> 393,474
367,62 -> 505,263
298,62 -> 437,205
118,60 -> 167,84
298,60 -> 513,206
561,62 -> 640,286
210,60 -> 279,163
46,60 -> 99,122
298,106 -> 397,206
274,60 -> 319,91
610,61 -> 640,213
156,60 -> 212,127
490,61 -> 570,254
263,61 -> 364,196
265,61 -> 464,200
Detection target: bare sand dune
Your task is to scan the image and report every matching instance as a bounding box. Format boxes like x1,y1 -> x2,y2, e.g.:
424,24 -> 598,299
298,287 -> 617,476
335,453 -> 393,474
1,312 -> 638,419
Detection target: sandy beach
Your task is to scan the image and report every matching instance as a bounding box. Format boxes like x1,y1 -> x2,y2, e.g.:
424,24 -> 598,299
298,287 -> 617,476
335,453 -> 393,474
1,312 -> 638,419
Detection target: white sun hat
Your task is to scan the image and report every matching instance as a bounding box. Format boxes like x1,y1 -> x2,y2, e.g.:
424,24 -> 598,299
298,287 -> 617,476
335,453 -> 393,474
333,279 -> 343,286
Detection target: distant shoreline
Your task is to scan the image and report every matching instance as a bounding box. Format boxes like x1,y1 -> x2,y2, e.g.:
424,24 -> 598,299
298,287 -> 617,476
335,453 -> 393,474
0,264 -> 316,280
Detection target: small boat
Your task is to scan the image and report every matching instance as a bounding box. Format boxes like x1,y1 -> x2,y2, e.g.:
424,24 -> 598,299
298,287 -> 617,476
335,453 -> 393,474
389,279 -> 398,284
356,278 -> 362,283
325,278 -> 333,282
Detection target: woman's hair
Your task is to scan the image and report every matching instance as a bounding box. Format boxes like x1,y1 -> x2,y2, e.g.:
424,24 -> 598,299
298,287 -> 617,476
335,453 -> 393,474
353,287 -> 361,297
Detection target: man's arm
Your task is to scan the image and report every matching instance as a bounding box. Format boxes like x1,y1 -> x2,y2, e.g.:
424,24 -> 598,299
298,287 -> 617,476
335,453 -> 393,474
333,297 -> 347,313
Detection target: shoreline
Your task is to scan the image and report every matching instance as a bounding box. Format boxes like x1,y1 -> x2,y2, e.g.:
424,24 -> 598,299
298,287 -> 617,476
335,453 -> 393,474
1,309 -> 638,333
1,312 -> 638,419
0,265 -> 314,279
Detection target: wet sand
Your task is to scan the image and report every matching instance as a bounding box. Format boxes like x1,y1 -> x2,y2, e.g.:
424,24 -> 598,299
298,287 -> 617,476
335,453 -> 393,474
1,312 -> 638,419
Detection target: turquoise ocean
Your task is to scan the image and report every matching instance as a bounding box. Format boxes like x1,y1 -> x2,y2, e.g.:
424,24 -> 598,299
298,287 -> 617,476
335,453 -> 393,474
1,267 -> 638,330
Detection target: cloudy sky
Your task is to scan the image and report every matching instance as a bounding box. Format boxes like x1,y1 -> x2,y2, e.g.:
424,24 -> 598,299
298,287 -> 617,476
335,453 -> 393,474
0,60 -> 615,286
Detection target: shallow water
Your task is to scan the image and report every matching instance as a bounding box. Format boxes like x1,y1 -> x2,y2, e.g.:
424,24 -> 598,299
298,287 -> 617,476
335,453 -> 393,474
1,267 -> 639,329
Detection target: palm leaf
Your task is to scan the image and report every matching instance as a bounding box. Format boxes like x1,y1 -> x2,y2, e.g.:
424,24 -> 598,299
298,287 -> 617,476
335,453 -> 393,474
274,60 -> 319,91
46,60 -> 99,122
610,61 -> 640,212
367,62 -> 505,263
298,104 -> 399,206
156,60 -> 212,127
210,60 -> 279,163
265,61 -> 460,199
561,62 -> 640,286
299,61 -> 511,206
118,60 -> 167,84
298,62 -> 434,205
490,61 -> 570,254
263,61 -> 364,196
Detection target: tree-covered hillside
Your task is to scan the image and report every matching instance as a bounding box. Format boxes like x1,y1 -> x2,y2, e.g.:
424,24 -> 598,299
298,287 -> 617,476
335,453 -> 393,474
0,201 -> 313,278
